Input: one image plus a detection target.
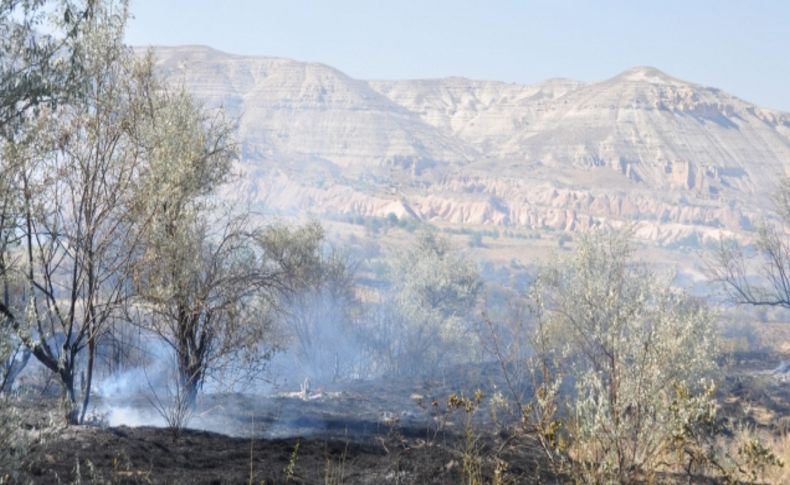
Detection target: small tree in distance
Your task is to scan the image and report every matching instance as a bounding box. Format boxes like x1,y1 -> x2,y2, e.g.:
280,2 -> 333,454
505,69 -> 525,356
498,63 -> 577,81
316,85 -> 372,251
375,230 -> 482,376
711,177 -> 790,315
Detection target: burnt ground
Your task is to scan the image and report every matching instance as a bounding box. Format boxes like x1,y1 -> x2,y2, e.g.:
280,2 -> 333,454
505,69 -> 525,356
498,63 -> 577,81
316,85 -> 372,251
15,362 -> 555,484
20,423 -> 551,484
718,351 -> 790,433
11,352 -> 790,484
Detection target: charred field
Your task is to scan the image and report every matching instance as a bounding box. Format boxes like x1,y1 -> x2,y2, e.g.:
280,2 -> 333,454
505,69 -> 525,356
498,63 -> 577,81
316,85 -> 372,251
13,351 -> 790,485
21,420 -> 552,484
18,363 -> 554,484
24,425 -> 533,484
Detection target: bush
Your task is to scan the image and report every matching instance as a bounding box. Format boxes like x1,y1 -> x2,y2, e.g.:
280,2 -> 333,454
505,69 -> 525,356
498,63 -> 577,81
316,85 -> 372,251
557,233 -> 572,249
468,232 -> 484,248
0,329 -> 28,480
0,397 -> 27,482
368,231 -> 482,376
526,231 -> 723,483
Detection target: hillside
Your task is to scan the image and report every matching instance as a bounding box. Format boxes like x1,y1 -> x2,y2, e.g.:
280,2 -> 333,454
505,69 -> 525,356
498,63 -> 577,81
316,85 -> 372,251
150,45 -> 790,246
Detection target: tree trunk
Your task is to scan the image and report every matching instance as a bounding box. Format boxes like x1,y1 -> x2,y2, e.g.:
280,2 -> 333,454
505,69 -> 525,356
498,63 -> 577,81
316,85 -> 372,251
79,337 -> 96,423
0,346 -> 30,393
61,367 -> 80,425
176,327 -> 202,409
175,305 -> 205,409
178,360 -> 201,409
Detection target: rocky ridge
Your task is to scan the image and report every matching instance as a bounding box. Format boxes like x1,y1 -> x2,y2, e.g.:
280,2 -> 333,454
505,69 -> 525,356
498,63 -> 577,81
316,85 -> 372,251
151,45 -> 790,246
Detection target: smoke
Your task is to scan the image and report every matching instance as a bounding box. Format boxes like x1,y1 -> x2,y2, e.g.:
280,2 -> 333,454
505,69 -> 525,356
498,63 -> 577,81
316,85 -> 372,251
103,405 -> 167,428
96,365 -> 153,398
89,336 -> 158,421
79,232 -> 505,437
267,285 -> 369,388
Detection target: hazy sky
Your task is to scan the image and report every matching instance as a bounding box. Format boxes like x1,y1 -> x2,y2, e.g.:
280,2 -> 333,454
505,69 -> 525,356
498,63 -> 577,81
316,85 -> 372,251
126,0 -> 790,111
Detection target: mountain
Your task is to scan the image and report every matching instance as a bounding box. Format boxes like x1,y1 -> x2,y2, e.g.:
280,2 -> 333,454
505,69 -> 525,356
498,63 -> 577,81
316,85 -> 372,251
152,46 -> 475,174
150,46 -> 790,246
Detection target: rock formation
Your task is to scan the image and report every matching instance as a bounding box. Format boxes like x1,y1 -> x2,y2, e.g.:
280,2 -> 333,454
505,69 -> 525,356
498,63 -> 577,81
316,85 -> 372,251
150,46 -> 790,246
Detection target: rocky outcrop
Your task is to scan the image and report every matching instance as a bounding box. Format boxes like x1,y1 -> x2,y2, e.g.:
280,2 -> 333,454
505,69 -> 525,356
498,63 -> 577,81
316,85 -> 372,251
152,46 -> 790,246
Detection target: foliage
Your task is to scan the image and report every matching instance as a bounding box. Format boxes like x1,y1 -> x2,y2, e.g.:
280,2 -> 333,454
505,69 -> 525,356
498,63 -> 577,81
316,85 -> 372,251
524,231 -> 725,483
556,233 -> 572,249
0,396 -> 28,482
0,0 -> 96,136
120,66 -> 331,403
0,392 -> 61,483
0,325 -> 29,393
283,439 -> 300,482
0,0 -> 331,420
369,231 -> 482,376
448,391 -> 486,485
132,210 -> 326,404
126,84 -> 235,404
282,250 -> 363,383
730,424 -> 786,484
711,176 -> 790,313
0,0 -> 159,424
468,232 -> 484,248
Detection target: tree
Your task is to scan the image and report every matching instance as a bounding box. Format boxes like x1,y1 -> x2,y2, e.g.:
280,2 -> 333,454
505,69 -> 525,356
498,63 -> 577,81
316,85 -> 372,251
0,0 -> 96,137
712,177 -> 790,313
375,231 -> 482,376
133,214 -> 325,406
523,231 -> 721,483
0,0 -> 96,401
127,83 -> 325,405
0,0 -> 155,424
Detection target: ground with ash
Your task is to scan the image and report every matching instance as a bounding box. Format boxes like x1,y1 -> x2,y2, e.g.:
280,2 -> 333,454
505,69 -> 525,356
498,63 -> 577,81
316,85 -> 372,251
14,353 -> 790,484
22,423 -> 552,484
18,364 -> 554,484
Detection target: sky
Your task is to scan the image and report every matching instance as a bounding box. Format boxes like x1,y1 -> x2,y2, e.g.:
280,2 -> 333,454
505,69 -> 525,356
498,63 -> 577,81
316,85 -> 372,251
125,0 -> 790,111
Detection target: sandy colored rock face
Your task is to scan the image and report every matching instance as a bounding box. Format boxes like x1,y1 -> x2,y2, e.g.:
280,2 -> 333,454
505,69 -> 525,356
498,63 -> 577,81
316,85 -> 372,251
151,46 -> 790,245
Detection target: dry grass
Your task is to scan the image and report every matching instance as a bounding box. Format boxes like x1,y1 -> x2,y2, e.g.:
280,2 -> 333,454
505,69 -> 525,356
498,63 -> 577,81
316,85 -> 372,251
726,425 -> 788,484
323,442 -> 348,485
763,430 -> 790,484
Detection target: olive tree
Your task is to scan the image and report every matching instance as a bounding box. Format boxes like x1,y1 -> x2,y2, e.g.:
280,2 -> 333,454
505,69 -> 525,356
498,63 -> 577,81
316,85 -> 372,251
370,231 -> 482,376
0,0 -> 97,397
0,0 -> 97,134
132,214 -> 325,406
523,232 -> 722,483
128,83 -> 325,405
0,1 -> 158,424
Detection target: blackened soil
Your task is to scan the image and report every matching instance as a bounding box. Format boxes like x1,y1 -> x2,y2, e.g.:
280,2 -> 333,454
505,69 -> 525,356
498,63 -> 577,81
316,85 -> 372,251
15,352 -> 789,484
15,361 -> 554,484
21,423 -> 553,484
